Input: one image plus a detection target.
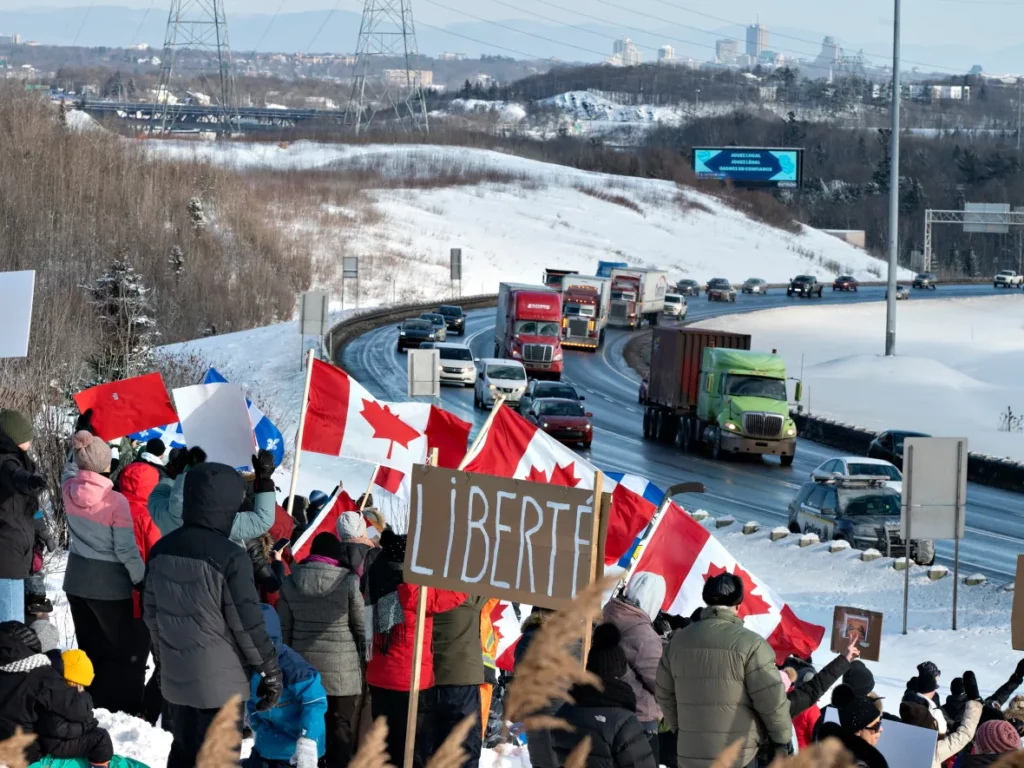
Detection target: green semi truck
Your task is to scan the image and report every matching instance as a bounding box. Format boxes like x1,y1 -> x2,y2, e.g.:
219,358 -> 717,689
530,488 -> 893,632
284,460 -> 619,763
641,327 -> 798,465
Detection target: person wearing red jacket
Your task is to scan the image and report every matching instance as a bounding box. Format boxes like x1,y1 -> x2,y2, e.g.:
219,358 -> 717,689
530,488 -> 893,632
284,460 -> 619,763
117,462 -> 162,565
365,529 -> 465,767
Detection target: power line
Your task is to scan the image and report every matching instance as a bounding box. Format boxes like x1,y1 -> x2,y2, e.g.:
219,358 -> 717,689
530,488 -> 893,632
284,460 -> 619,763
127,0 -> 155,49
71,0 -> 97,47
414,18 -> 547,60
245,0 -> 289,59
304,0 -> 343,54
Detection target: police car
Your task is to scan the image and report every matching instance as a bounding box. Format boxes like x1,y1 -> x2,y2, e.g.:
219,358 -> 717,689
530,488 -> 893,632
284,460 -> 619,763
786,475 -> 935,565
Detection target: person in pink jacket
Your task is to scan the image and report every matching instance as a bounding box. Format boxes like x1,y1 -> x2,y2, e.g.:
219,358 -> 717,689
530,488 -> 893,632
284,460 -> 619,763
61,431 -> 147,717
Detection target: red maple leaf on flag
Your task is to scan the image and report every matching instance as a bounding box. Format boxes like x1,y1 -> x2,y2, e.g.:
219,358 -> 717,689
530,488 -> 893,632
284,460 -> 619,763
703,562 -> 772,619
360,399 -> 421,459
523,462 -> 582,488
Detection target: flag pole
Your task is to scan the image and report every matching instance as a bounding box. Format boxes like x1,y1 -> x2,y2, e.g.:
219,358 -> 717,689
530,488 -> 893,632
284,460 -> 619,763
404,448 -> 439,768
581,470 -> 605,668
457,395 -> 505,471
615,481 -> 707,598
360,466 -> 380,511
285,349 -> 316,520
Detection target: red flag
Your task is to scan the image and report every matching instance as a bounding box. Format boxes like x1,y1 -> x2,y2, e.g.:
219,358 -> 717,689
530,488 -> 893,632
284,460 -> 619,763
291,490 -> 358,563
374,466 -> 405,494
633,504 -> 825,663
74,373 -> 178,441
461,405 -> 653,564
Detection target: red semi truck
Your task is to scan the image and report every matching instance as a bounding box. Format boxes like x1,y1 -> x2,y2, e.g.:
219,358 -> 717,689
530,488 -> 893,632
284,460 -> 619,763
495,282 -> 564,380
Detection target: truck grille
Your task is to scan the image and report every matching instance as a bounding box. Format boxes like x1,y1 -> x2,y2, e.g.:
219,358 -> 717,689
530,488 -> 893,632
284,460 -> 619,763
743,412 -> 784,438
567,318 -> 590,338
522,344 -> 554,363
610,303 -> 628,321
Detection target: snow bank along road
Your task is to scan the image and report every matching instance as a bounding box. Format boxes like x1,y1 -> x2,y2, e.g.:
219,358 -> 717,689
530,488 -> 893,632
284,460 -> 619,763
341,283 -> 1023,581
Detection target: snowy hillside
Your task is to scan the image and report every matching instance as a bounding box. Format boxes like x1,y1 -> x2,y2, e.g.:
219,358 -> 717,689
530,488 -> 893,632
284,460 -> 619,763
148,140 -> 901,301
695,296 -> 1024,461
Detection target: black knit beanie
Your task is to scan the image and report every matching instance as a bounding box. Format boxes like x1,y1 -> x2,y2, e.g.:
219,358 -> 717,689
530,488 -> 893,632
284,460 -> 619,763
309,532 -> 344,561
844,661 -> 876,697
586,623 -> 627,681
702,572 -> 744,607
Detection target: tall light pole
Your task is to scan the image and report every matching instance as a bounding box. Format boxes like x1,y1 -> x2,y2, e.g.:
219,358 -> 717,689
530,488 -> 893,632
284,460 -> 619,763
884,0 -> 902,356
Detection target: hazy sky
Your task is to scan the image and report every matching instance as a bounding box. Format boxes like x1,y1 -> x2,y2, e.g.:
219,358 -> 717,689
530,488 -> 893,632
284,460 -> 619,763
0,0 -> 1017,53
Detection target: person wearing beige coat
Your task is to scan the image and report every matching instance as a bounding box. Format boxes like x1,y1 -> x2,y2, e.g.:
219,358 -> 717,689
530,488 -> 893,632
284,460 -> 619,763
900,670 -> 983,768
655,574 -> 792,768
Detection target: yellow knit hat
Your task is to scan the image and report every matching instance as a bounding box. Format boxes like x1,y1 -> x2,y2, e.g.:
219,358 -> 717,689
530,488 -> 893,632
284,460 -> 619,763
61,649 -> 95,687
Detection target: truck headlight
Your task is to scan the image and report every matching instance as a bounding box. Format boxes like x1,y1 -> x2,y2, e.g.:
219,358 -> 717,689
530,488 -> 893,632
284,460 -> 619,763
400,331 -> 406,336
554,352 -> 563,361
542,422 -> 550,428
786,427 -> 796,436
724,421 -> 738,431
511,350 -> 521,358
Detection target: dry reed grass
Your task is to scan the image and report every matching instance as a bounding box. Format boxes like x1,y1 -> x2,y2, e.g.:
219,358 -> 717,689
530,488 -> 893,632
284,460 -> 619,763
424,714 -> 477,768
194,694 -> 242,768
348,717 -> 394,768
0,728 -> 35,768
563,735 -> 593,768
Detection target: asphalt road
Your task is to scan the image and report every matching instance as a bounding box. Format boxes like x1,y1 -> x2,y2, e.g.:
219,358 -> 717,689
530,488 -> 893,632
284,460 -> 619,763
341,282 -> 1023,581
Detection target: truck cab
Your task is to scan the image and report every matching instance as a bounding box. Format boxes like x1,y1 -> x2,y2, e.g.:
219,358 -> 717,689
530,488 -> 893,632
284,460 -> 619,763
496,283 -> 564,380
561,275 -> 611,350
696,348 -> 797,465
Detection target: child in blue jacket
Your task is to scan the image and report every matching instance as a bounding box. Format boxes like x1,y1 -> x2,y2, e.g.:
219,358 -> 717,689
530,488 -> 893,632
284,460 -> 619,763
244,605 -> 328,768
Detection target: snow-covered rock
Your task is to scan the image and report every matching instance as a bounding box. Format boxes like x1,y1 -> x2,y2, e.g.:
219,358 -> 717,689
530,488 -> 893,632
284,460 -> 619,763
928,565 -> 950,581
771,527 -> 789,542
799,533 -> 820,548
715,515 -> 735,529
862,548 -> 882,562
829,539 -> 852,553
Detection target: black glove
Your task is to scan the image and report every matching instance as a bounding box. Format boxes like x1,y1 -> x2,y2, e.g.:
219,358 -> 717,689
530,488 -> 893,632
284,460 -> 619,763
255,662 -> 283,712
963,671 -> 981,702
1014,659 -> 1024,681
919,661 -> 941,680
773,742 -> 795,758
75,408 -> 94,435
26,474 -> 48,494
950,678 -> 964,698
252,450 -> 276,494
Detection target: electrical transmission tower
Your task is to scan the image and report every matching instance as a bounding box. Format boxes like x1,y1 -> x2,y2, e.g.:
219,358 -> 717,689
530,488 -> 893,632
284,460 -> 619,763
156,0 -> 238,134
344,0 -> 429,134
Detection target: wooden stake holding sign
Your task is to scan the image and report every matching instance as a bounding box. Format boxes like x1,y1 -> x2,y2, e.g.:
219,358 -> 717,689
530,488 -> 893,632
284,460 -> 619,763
581,470 -> 604,667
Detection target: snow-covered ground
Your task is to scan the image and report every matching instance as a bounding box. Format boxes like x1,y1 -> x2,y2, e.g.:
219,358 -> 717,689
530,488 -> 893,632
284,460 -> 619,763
694,295 -> 1024,461
147,140 -> 901,299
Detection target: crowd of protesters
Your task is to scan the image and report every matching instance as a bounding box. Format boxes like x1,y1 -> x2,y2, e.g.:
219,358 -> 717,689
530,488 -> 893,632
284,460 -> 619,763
1,408 -> 1024,768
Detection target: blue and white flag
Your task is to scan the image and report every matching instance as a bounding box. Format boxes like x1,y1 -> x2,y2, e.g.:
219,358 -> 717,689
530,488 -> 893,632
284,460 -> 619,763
131,368 -> 285,467
605,472 -> 666,568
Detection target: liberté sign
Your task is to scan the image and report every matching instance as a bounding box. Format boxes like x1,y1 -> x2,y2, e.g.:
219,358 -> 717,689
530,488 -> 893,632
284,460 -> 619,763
404,464 -> 605,608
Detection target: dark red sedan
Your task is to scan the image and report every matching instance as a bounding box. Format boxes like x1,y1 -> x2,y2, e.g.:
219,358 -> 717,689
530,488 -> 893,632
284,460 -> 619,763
833,275 -> 859,291
524,398 -> 593,448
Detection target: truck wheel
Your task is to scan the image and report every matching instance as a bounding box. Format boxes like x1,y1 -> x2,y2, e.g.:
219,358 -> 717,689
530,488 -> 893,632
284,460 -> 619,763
788,522 -> 801,534
662,415 -> 677,444
711,428 -> 723,460
781,453 -> 795,467
642,410 -> 652,440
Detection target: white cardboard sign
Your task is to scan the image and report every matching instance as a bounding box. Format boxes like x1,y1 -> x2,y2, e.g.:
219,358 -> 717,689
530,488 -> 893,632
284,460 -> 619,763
173,383 -> 256,469
0,270 -> 35,358
824,707 -> 937,768
408,348 -> 440,398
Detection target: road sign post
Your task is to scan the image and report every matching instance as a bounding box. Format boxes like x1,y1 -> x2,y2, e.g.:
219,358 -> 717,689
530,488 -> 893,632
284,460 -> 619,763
900,437 -> 968,633
450,248 -> 462,298
341,256 -> 359,314
299,289 -> 328,368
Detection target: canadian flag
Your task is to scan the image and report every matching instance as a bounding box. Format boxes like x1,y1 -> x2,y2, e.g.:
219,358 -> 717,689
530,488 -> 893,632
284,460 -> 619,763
462,404 -> 656,564
291,489 -> 359,562
492,601 -> 524,672
301,360 -> 428,472
633,504 -> 825,664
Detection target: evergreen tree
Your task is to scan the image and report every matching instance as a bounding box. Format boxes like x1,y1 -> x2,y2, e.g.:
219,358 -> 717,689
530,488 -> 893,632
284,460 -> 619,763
85,259 -> 158,381
168,245 -> 185,280
188,197 -> 207,232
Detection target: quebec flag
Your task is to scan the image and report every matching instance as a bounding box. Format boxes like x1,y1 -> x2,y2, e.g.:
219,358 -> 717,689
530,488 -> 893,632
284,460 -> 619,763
131,368 -> 285,467
607,472 -> 666,568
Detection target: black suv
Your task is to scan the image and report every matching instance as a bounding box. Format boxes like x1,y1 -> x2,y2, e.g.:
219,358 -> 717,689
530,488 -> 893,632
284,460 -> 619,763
912,273 -> 938,290
675,279 -> 702,297
437,304 -> 466,335
787,275 -> 823,298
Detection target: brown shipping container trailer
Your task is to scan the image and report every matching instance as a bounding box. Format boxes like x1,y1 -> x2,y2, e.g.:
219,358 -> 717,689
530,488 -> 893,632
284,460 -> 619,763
648,327 -> 752,410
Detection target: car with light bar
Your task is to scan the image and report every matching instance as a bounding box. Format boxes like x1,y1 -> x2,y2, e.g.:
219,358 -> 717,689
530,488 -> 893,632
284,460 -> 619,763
787,475 -> 934,565
810,456 -> 902,492
523,398 -> 593,448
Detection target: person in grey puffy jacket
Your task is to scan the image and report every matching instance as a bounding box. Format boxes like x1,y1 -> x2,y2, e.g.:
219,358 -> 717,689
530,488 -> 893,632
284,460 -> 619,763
148,448 -> 276,545
277,532 -> 366,768
61,431 -> 148,717
656,573 -> 792,768
603,573 -> 667,762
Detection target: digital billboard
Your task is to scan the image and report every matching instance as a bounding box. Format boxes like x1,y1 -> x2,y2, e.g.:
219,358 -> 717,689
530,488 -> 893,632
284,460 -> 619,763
692,147 -> 803,189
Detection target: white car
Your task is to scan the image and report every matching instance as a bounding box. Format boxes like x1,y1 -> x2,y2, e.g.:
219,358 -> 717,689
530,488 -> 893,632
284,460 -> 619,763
886,285 -> 910,300
474,358 -> 528,408
663,293 -> 688,319
810,456 -> 903,493
994,270 -> 1024,288
420,342 -> 476,386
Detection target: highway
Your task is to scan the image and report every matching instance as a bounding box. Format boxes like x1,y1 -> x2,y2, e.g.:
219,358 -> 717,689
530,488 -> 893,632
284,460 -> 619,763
341,283 -> 1024,581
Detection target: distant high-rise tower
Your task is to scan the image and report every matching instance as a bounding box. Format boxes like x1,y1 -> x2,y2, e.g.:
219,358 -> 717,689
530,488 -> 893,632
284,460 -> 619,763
658,45 -> 675,64
746,23 -> 768,59
156,0 -> 238,133
612,37 -> 642,66
344,0 -> 428,134
716,39 -> 738,64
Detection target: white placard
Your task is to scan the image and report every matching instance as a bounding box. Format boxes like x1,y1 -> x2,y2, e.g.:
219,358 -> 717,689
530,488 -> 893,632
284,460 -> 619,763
300,290 -> 328,337
901,437 -> 968,540
173,383 -> 256,469
408,348 -> 440,398
0,270 -> 35,358
824,707 -> 937,768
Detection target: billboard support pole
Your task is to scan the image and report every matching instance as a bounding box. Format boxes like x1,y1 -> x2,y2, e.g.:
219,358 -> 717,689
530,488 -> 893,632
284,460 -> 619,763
953,440 -> 964,630
902,444 -> 913,635
884,0 -> 902,356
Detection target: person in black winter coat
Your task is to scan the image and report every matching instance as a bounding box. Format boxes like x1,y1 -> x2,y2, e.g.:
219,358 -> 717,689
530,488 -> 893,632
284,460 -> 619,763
816,694 -> 889,768
0,411 -> 48,624
944,660 -> 1024,725
788,639 -> 859,718
0,621 -> 114,766
552,624 -> 657,768
144,462 -> 283,768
